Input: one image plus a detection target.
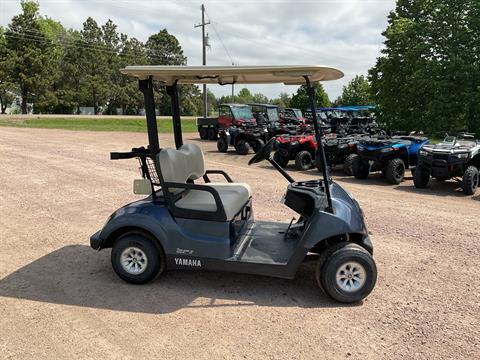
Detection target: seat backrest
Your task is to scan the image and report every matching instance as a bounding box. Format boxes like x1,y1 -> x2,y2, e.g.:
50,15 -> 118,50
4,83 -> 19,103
157,143 -> 205,183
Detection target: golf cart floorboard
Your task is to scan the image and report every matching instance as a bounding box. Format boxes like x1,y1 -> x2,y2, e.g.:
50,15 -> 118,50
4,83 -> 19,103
233,221 -> 301,265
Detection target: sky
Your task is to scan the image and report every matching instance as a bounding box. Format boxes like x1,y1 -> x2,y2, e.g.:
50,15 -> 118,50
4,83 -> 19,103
0,0 -> 396,100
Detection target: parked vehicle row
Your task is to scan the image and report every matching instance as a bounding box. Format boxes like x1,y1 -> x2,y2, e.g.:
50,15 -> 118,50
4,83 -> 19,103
206,106 -> 479,196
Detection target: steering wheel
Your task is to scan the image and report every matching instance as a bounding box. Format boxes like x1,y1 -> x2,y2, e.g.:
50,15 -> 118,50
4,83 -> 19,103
248,137 -> 276,165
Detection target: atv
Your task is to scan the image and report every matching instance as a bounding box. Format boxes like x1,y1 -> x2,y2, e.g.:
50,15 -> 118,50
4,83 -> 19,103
273,126 -> 336,171
352,135 -> 429,184
413,133 -> 480,195
197,103 -> 256,140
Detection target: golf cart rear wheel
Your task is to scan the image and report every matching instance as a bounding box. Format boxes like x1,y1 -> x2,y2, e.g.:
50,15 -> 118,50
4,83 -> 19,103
316,243 -> 377,303
413,163 -> 430,188
385,158 -> 405,184
207,127 -> 218,140
352,155 -> 369,179
217,137 -> 228,152
199,127 -> 208,140
273,150 -> 289,167
462,166 -> 479,195
343,153 -> 356,176
252,139 -> 265,153
295,150 -> 312,170
235,140 -> 250,155
111,232 -> 165,284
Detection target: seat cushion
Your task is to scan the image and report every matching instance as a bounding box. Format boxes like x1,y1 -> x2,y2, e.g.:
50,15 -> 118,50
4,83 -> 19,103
176,183 -> 251,220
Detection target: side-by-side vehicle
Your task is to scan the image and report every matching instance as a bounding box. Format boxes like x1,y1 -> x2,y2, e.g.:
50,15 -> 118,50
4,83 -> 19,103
90,65 -> 377,303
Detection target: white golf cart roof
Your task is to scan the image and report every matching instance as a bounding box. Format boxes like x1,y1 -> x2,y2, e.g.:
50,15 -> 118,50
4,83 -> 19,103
120,65 -> 343,85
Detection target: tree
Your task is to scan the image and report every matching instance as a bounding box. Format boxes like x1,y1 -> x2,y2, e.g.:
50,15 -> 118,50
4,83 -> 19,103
271,92 -> 291,108
369,0 -> 480,134
336,75 -> 373,106
4,1 -> 57,113
290,83 -> 330,112
236,88 -> 253,104
0,27 -> 16,114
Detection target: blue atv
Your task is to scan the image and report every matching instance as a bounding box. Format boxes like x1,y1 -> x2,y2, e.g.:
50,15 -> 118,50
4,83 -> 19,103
351,135 -> 429,184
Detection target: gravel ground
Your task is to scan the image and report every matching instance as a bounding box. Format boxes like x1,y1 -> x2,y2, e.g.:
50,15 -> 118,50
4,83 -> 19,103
0,127 -> 479,360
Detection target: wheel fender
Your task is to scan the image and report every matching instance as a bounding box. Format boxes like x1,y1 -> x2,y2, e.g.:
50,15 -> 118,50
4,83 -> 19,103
97,206 -> 172,251
302,189 -> 369,252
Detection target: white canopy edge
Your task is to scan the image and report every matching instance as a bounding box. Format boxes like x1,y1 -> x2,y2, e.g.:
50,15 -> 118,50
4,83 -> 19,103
120,65 -> 344,85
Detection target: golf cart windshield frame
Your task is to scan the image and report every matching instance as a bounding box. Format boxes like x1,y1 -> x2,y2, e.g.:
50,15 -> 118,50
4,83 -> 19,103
136,71 -> 335,212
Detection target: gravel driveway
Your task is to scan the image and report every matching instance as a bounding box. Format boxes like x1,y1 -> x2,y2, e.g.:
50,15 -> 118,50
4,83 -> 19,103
0,127 -> 479,359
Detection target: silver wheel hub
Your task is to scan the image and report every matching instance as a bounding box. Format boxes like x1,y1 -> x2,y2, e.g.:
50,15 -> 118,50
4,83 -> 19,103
120,247 -> 148,275
336,261 -> 366,292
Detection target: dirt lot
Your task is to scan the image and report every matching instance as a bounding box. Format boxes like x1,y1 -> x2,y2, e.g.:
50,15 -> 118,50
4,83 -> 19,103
0,127 -> 479,359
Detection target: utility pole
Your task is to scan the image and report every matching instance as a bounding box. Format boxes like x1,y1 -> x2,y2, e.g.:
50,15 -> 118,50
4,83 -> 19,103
195,4 -> 210,118
231,62 -> 235,100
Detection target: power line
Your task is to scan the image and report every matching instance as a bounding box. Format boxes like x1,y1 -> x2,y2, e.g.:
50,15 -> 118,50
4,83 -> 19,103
204,9 -> 235,66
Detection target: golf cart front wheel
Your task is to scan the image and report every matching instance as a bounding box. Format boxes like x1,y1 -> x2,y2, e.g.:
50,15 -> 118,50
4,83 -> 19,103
316,243 -> 377,303
111,232 -> 165,284
462,166 -> 479,195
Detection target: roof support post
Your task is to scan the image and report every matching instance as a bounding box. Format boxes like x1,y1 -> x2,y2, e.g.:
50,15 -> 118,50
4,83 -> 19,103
304,76 -> 334,212
139,77 -> 160,156
166,83 -> 183,149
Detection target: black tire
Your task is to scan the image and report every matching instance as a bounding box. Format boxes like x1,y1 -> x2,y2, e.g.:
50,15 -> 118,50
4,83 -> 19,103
352,155 -> 369,179
385,158 -> 405,184
316,242 -> 377,303
111,232 -> 165,284
252,139 -> 265,153
343,153 -> 356,176
413,163 -> 430,188
235,140 -> 250,155
199,127 -> 208,140
273,150 -> 289,167
207,127 -> 218,140
295,150 -> 313,170
217,137 -> 228,152
462,165 -> 479,195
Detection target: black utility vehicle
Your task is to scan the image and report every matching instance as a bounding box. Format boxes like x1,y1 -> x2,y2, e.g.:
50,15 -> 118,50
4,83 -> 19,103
90,65 -> 377,304
414,134 -> 480,195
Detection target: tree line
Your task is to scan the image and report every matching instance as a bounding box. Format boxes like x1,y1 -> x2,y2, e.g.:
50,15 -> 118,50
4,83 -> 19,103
2,1 -> 477,135
0,1 -> 340,116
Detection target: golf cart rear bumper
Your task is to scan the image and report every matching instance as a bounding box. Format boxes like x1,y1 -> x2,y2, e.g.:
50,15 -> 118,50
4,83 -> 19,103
90,230 -> 104,250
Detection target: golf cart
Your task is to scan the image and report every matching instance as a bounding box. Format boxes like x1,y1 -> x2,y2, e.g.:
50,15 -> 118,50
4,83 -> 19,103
90,65 -> 377,303
197,103 -> 256,140
414,133 -> 480,195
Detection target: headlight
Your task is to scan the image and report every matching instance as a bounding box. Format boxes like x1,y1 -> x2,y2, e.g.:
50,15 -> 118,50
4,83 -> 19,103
380,147 -> 394,153
455,152 -> 469,159
291,141 -> 299,147
419,149 -> 430,157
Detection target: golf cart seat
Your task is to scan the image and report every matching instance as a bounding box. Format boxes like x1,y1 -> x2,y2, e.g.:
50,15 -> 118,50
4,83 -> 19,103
158,143 -> 251,220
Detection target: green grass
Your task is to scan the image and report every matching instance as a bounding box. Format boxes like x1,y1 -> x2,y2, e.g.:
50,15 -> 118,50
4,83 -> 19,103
0,117 -> 197,133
